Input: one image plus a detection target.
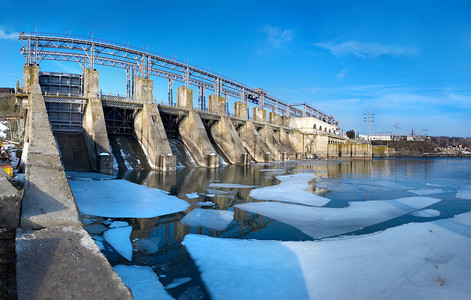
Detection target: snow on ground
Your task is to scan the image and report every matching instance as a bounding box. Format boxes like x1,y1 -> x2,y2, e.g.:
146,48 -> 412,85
103,226 -> 133,261
133,236 -> 161,255
411,209 -> 441,217
166,277 -> 192,289
409,188 -> 445,195
249,173 -> 329,206
183,212 -> 471,300
180,209 -> 234,231
186,192 -> 199,199
235,197 -> 440,238
114,265 -> 174,300
208,183 -> 258,189
69,179 -> 190,218
456,186 -> 471,199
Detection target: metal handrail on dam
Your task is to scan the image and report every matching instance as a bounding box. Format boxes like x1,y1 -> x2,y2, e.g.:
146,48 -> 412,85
18,32 -> 338,126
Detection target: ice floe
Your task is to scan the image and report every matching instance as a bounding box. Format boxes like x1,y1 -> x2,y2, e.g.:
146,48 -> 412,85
235,197 -> 440,238
408,188 -> 444,195
186,192 -> 199,199
180,209 -> 234,231
114,265 -> 174,300
316,177 -> 409,193
183,212 -> 471,300
195,201 -> 215,207
208,183 -> 258,189
166,277 -> 192,289
69,179 -> 190,218
103,226 -> 133,261
109,221 -> 129,228
249,173 -> 329,206
411,209 -> 441,217
133,236 -> 161,255
456,185 -> 471,199
94,240 -> 105,251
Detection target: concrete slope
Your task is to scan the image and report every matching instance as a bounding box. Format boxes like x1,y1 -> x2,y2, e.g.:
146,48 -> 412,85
134,103 -> 176,170
238,121 -> 271,163
211,116 -> 248,165
179,111 -> 219,167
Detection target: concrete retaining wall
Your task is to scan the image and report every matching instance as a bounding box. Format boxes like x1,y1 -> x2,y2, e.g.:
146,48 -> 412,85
259,125 -> 286,161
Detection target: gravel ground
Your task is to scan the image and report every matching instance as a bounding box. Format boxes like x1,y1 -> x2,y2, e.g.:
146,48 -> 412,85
0,228 -> 16,299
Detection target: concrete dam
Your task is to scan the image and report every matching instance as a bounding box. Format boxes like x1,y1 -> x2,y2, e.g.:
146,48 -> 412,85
9,32 -> 372,298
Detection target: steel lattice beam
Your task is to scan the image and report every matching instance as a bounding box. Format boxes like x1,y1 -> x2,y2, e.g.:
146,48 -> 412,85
19,32 -> 338,126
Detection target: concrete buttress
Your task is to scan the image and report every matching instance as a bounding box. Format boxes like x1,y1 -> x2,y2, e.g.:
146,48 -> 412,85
211,115 -> 249,165
238,121 -> 272,163
134,103 -> 176,170
82,69 -> 113,174
179,111 -> 219,167
259,125 -> 285,161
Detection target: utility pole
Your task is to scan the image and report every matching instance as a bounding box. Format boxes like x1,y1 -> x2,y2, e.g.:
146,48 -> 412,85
394,120 -> 400,140
364,109 -> 374,141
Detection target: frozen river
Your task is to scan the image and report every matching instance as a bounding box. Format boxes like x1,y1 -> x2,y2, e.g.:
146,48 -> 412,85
67,157 -> 471,299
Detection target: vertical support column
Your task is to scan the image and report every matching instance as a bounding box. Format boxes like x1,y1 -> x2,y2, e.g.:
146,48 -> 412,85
134,76 -> 154,104
82,68 -> 113,174
167,77 -> 174,106
208,94 -> 226,115
234,102 -> 248,119
177,86 -> 193,110
252,107 -> 266,123
22,64 -> 39,94
126,65 -> 131,98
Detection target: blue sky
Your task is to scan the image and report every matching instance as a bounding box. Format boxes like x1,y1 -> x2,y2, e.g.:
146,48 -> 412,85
0,0 -> 470,137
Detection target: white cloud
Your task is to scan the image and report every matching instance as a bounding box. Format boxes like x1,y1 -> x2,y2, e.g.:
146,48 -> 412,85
315,40 -> 416,59
336,68 -> 348,79
261,25 -> 294,49
0,29 -> 18,40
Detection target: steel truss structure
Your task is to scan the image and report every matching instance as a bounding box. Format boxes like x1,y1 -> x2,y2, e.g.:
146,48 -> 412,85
19,32 -> 338,126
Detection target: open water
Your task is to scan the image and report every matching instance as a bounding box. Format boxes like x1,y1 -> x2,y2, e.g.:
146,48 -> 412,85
68,157 -> 471,299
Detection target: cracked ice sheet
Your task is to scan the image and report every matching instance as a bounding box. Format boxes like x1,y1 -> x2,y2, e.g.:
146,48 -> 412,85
408,188 -> 445,195
183,212 -> 471,300
249,173 -> 329,206
235,197 -> 440,238
114,265 -> 174,300
180,209 -> 234,231
69,179 -> 190,218
104,226 -> 133,261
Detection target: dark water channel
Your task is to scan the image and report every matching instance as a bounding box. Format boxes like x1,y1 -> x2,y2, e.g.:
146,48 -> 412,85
71,157 -> 471,299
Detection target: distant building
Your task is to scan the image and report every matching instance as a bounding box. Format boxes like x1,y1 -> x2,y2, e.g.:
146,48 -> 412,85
0,88 -> 15,93
359,134 -> 392,141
